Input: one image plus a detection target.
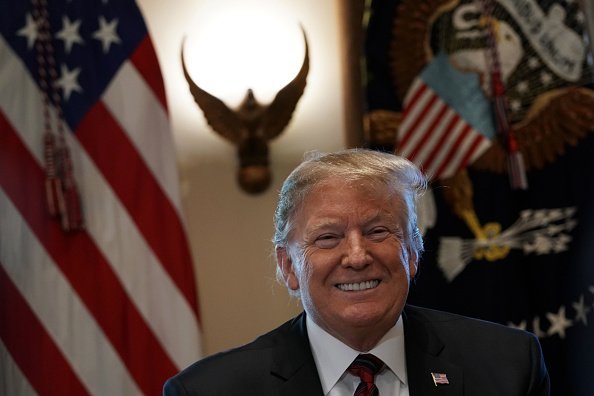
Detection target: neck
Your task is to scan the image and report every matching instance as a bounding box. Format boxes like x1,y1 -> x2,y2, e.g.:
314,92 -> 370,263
336,328 -> 387,352
312,316 -> 397,352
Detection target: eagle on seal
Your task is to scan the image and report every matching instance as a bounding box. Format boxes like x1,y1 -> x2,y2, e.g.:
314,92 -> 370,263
367,0 -> 594,250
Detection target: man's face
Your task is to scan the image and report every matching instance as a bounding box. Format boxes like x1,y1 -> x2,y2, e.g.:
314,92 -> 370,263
277,178 -> 416,345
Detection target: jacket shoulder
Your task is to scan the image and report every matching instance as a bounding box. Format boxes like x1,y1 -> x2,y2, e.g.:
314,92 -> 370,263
163,314 -> 316,396
405,304 -> 534,337
403,305 -> 550,395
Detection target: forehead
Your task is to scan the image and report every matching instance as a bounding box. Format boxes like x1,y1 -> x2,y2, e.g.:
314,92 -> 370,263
297,178 -> 399,222
307,177 -> 381,200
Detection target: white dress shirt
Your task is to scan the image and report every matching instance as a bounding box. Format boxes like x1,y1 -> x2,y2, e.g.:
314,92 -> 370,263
307,315 -> 409,396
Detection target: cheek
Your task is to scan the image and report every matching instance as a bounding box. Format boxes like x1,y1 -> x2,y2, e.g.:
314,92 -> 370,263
298,254 -> 315,286
394,238 -> 417,279
400,249 -> 411,277
383,239 -> 411,278
295,248 -> 333,288
288,247 -> 314,284
287,245 -> 303,267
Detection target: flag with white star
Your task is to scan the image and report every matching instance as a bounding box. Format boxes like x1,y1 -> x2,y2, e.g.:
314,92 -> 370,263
0,1 -> 202,395
366,0 -> 594,394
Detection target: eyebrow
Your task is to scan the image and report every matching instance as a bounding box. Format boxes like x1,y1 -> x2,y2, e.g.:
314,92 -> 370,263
304,219 -> 342,236
305,211 -> 392,235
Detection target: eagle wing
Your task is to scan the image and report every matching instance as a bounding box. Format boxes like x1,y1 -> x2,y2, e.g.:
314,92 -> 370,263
181,41 -> 244,144
472,87 -> 594,173
260,27 -> 310,140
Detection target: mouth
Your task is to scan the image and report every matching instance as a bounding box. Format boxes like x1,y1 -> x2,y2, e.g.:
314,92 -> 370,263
336,279 -> 380,292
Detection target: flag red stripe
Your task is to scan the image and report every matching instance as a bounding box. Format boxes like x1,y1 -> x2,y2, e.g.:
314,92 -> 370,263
401,80 -> 427,119
398,92 -> 438,151
0,264 -> 89,396
398,83 -> 428,147
458,133 -> 486,170
76,103 -> 200,318
421,113 -> 461,173
434,124 -> 472,178
130,36 -> 168,111
0,116 -> 178,395
406,101 -> 449,161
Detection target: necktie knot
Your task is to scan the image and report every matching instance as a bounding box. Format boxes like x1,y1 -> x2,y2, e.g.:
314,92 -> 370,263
348,354 -> 385,396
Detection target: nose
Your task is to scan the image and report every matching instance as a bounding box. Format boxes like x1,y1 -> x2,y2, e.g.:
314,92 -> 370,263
341,232 -> 372,269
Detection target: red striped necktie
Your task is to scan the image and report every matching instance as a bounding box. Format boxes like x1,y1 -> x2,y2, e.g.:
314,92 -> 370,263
348,353 -> 386,396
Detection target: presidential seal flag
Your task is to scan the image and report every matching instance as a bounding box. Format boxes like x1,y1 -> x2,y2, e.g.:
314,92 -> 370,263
0,1 -> 202,395
396,51 -> 493,180
365,0 -> 594,394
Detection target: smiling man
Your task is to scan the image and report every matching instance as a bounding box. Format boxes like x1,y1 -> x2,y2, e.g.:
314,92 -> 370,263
163,149 -> 550,396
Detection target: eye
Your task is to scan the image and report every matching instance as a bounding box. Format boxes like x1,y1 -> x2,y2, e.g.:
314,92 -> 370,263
367,227 -> 390,241
314,234 -> 340,249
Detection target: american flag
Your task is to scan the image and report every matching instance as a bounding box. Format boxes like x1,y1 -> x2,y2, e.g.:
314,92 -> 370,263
0,1 -> 201,395
431,372 -> 450,386
396,52 -> 492,181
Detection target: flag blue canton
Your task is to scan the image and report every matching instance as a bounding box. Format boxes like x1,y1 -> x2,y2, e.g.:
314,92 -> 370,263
1,0 -> 147,130
421,51 -> 496,139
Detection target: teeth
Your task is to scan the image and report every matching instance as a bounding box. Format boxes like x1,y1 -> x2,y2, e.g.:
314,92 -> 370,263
337,280 -> 379,291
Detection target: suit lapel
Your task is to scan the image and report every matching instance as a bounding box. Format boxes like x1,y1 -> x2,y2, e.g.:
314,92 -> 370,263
270,313 -> 324,396
403,306 -> 464,395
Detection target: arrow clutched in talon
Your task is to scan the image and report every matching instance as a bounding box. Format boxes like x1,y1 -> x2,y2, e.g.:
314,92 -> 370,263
460,209 -> 510,261
438,207 -> 577,282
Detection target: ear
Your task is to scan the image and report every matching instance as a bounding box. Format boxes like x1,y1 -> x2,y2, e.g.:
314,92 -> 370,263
276,247 -> 300,291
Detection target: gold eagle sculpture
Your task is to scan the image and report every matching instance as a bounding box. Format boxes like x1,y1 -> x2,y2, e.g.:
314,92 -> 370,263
181,28 -> 310,194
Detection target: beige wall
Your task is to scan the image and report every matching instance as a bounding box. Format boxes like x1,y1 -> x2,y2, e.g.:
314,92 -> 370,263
137,0 -> 347,356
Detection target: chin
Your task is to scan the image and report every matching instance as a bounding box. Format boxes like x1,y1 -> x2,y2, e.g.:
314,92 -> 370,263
340,307 -> 393,328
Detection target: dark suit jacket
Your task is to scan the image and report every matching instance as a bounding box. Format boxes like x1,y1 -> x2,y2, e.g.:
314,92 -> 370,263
163,305 -> 550,395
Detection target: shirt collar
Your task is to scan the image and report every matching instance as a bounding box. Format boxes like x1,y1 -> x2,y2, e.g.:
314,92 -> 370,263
306,315 -> 408,395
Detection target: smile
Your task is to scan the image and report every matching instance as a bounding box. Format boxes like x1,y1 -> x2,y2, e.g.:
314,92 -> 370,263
336,280 -> 380,291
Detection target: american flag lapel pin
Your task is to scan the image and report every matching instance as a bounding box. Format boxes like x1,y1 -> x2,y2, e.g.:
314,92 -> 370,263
431,372 -> 450,386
